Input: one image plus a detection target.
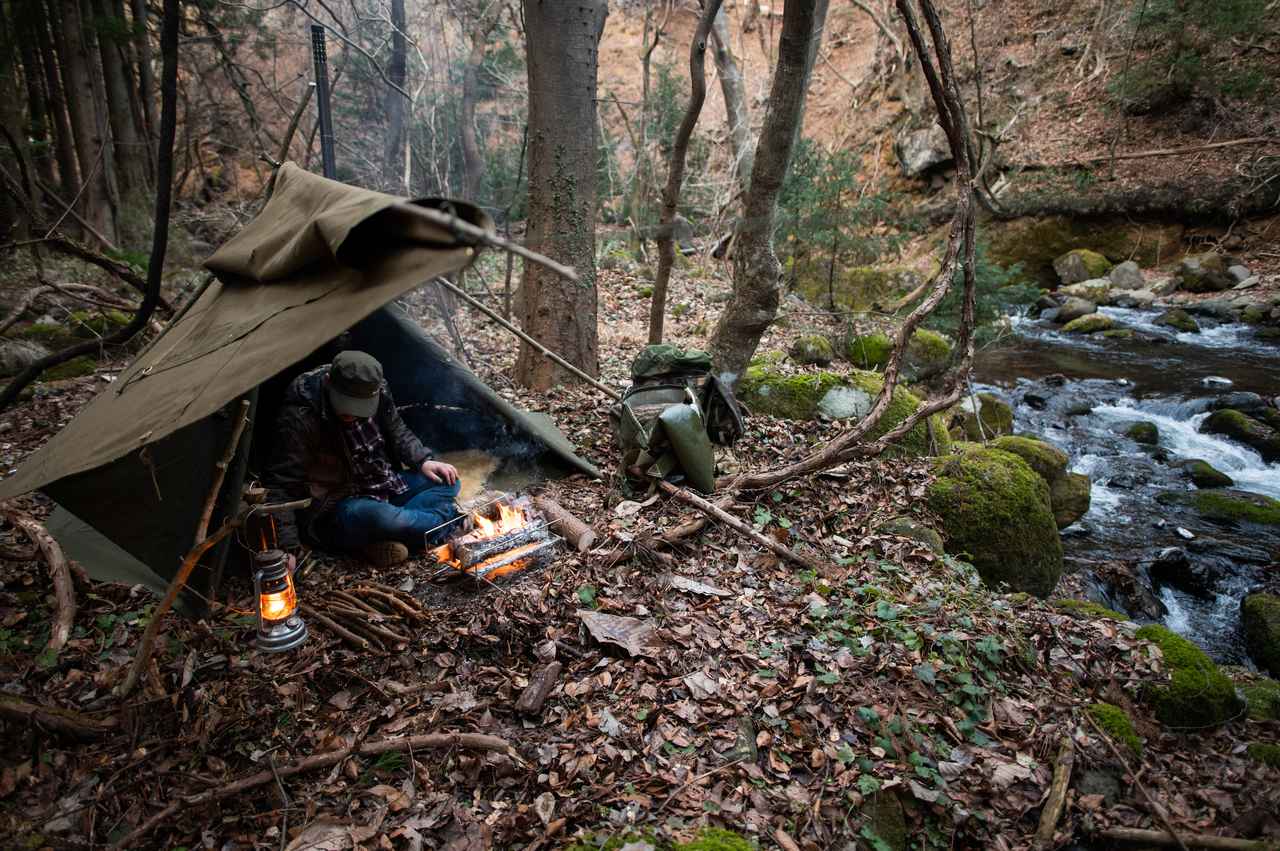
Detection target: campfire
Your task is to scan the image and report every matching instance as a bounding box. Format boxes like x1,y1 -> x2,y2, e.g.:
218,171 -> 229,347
431,495 -> 561,580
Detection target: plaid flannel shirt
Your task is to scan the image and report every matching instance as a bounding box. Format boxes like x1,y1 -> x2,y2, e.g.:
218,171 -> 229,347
340,416 -> 409,502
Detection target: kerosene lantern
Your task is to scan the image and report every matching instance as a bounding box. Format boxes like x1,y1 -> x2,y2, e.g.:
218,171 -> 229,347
253,549 -> 308,652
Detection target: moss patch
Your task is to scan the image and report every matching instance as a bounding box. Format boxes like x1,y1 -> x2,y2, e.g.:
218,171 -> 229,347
1242,594 -> 1280,677
842,331 -> 893,369
19,322 -> 78,350
1062,314 -> 1117,334
1049,473 -> 1092,529
1154,308 -> 1200,333
1201,409 -> 1280,462
927,444 -> 1063,597
1126,421 -> 1159,445
953,393 -> 1014,441
1245,742 -> 1280,769
992,435 -> 1068,480
875,516 -> 945,555
789,334 -> 835,366
68,309 -> 130,338
797,265 -> 919,311
1134,624 -> 1242,729
1238,679 -> 1280,721
905,328 -> 953,380
1053,598 -> 1126,621
1054,249 -> 1113,283
1087,702 -> 1142,755
675,828 -> 757,851
1186,459 -> 1233,489
991,436 -> 1089,527
41,356 -> 97,381
1193,491 -> 1280,526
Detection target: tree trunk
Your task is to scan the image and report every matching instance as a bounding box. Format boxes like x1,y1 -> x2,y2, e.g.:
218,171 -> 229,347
13,5 -> 57,194
56,0 -> 117,242
35,3 -> 80,200
92,0 -> 149,210
710,6 -> 753,197
708,0 -> 829,381
649,0 -> 723,344
381,0 -> 407,192
81,0 -> 122,231
130,0 -> 155,144
459,27 -> 487,203
514,0 -> 608,390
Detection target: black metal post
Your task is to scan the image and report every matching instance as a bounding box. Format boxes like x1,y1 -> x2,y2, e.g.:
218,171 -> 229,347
310,24 -> 337,179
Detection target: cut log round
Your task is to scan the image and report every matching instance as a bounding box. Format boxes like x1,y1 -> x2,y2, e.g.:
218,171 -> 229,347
532,495 -> 597,552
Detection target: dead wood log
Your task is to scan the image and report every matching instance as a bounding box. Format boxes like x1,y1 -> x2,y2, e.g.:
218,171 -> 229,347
2,507 -> 75,656
301,604 -> 369,651
1095,829 -> 1271,850
110,731 -> 519,849
654,479 -> 827,573
1034,736 -> 1075,849
773,829 -> 802,851
515,661 -> 562,715
0,694 -> 117,740
117,400 -> 251,699
532,496 -> 597,553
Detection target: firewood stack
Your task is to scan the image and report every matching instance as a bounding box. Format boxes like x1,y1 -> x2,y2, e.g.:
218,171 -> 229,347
302,583 -> 427,652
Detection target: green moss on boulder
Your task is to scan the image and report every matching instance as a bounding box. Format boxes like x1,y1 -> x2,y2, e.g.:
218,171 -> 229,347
1126,421 -> 1159,445
1062,314 -> 1117,334
68,309 -> 130,338
842,331 -> 893,369
926,444 -> 1064,597
905,328 -> 953,380
1237,678 -> 1280,721
1053,598 -> 1127,621
1201,409 -> 1280,463
1242,594 -> 1280,677
987,216 -> 1183,287
1134,624 -> 1242,728
992,435 -> 1068,481
1058,279 -> 1112,303
795,265 -> 920,311
991,435 -> 1090,528
1194,491 -> 1280,526
1086,703 -> 1142,755
1176,253 -> 1234,294
1053,249 -> 1113,285
19,322 -> 78,350
675,828 -> 757,851
1186,459 -> 1233,489
1153,308 -> 1200,333
1245,742 -> 1280,769
788,334 -> 835,366
951,393 -> 1014,442
1049,473 -> 1092,529
42,356 -> 97,380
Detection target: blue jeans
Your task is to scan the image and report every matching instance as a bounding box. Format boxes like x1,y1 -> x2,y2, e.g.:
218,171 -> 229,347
318,472 -> 461,553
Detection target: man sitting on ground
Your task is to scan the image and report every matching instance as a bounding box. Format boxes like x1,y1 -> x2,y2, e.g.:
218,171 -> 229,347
266,351 -> 461,566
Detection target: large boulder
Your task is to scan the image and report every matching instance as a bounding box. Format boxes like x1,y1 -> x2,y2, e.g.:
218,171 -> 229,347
1055,297 -> 1097,323
904,329 -> 953,381
1053,249 -> 1112,285
1134,624 -> 1243,729
991,435 -> 1091,528
1201,409 -> 1280,462
1175,253 -> 1235,293
926,444 -> 1064,597
1062,314 -> 1116,334
0,339 -> 51,376
1108,260 -> 1146,291
788,335 -> 835,366
1154,308 -> 1200,333
895,124 -> 952,177
843,331 -> 893,369
1156,489 -> 1280,526
1242,594 -> 1280,678
1058,279 -> 1111,303
1185,459 -> 1233,489
986,215 -> 1184,288
1112,288 -> 1157,309
1125,421 -> 1159,445
736,365 -> 950,456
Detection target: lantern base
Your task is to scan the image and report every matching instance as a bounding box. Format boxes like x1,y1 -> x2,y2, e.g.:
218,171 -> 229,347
256,615 -> 308,653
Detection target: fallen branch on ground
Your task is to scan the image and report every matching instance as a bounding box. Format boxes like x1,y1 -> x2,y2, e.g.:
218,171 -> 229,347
1,506 -> 75,656
0,694 -> 118,740
109,731 -> 519,849
1014,136 -> 1274,171
1095,829 -> 1271,850
1034,736 -> 1075,849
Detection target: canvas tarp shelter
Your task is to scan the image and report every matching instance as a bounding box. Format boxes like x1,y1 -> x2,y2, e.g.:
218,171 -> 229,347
0,163 -> 599,603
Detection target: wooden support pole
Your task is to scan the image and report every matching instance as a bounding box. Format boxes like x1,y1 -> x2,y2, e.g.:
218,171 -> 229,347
434,276 -> 622,401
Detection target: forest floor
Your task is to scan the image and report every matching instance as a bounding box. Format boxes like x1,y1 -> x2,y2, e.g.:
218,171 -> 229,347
2,251 -> 1279,850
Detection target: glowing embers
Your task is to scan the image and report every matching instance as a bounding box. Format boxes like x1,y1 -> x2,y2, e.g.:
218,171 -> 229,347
431,495 -> 560,581
254,549 -> 308,652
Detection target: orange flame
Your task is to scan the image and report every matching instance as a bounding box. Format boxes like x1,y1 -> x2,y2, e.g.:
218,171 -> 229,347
470,501 -> 527,539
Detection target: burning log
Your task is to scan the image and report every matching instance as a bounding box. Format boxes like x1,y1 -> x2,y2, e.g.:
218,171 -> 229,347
431,494 -> 564,582
532,495 -> 597,553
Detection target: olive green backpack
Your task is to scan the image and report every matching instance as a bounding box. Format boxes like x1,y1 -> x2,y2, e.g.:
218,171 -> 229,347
610,344 -> 744,494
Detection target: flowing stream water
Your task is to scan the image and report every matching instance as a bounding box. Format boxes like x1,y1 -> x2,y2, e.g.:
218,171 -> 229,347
974,306 -> 1279,663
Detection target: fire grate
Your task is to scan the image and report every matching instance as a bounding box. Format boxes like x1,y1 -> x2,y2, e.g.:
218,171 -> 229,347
430,494 -> 561,581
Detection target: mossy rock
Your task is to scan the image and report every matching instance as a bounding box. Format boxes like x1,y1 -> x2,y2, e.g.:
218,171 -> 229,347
990,435 -> 1089,528
992,435 -> 1068,481
788,334 -> 835,366
1058,278 -> 1112,303
952,393 -> 1014,441
675,828 -> 757,851
1153,308 -> 1200,334
737,364 -> 950,456
41,356 -> 97,381
1237,678 -> 1280,721
1242,594 -> 1280,677
796,265 -> 919,311
1053,598 -> 1126,621
905,328 -> 953,381
1062,314 -> 1117,334
1185,459 -> 1233,489
1126,421 -> 1159,445
18,322 -> 78,350
1053,249 -> 1113,285
1241,304 -> 1267,324
926,444 -> 1063,597
1245,742 -> 1280,769
843,331 -> 893,370
986,216 -> 1183,287
1086,702 -> 1142,755
1101,329 -> 1136,340
68,309 -> 130,338
1049,472 -> 1092,529
874,516 -> 945,555
1176,253 -> 1234,294
1200,409 -> 1280,463
1154,489 -> 1280,525
1133,624 -> 1243,729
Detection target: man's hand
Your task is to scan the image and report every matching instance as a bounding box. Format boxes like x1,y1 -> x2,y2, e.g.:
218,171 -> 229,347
421,460 -> 459,485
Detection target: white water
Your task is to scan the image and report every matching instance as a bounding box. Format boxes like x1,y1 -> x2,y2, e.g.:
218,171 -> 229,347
1096,307 -> 1259,349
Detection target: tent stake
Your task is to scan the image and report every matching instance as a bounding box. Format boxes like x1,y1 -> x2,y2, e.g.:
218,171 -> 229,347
433,277 -> 622,401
